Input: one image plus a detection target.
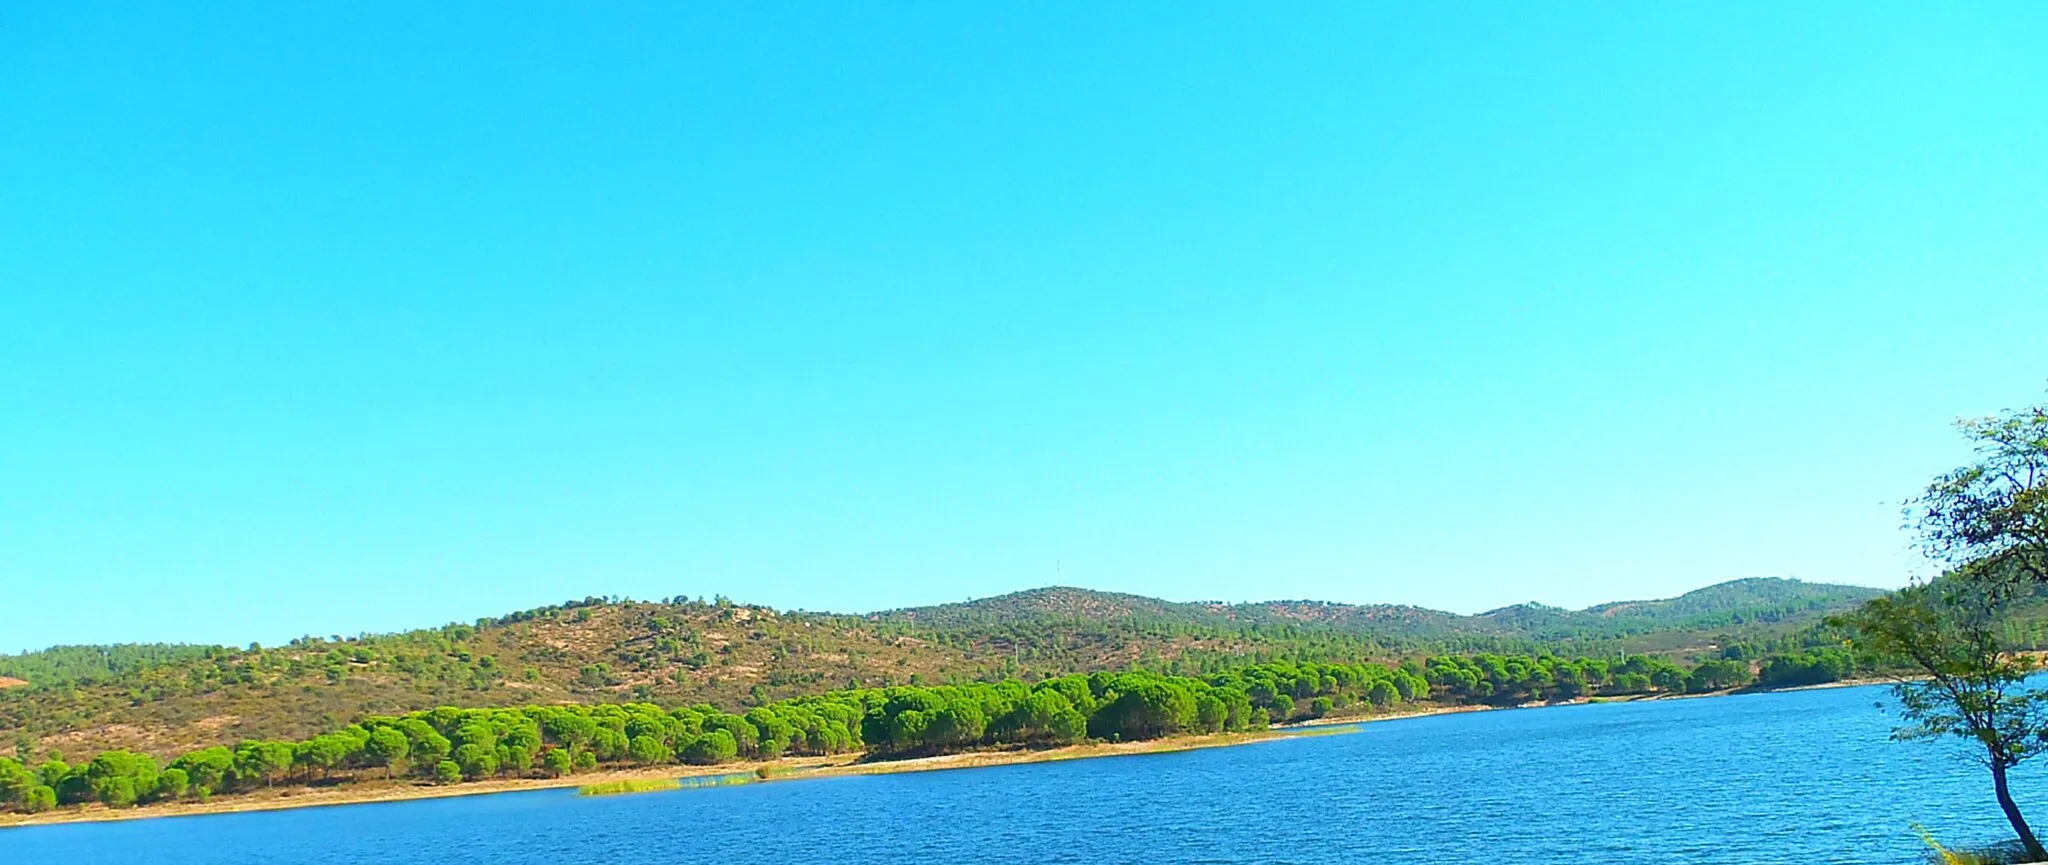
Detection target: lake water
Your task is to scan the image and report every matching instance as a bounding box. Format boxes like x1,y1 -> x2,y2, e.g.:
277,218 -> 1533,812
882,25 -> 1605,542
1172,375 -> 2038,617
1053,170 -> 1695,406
3,683 -> 2032,864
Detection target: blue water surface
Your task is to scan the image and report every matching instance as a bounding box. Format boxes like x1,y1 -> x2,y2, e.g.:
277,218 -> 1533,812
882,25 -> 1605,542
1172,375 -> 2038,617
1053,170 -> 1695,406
2,684 -> 2029,864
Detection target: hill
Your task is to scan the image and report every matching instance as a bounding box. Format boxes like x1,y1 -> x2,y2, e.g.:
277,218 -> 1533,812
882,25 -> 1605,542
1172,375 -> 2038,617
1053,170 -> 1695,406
0,578 -> 1882,761
873,577 -> 1883,643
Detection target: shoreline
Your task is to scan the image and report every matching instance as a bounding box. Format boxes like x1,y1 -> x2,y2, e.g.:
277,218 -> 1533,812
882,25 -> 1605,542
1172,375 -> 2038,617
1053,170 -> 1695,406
0,727 -> 1315,829
0,682 -> 1896,830
1,707 -> 1452,830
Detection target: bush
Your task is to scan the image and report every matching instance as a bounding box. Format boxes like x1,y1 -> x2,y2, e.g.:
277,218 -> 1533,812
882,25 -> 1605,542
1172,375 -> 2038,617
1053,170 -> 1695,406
153,767 -> 189,802
23,785 -> 56,813
542,749 -> 573,777
434,761 -> 461,784
681,730 -> 739,765
97,776 -> 137,808
626,735 -> 671,766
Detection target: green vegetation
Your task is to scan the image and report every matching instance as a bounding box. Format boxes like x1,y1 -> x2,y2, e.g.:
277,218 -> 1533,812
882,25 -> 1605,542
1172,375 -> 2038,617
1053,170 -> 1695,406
1839,396 -> 2048,862
0,649 -> 1798,817
0,577 -> 1877,764
872,577 -> 1884,649
0,645 -> 220,690
578,778 -> 682,796
1753,648 -> 1856,689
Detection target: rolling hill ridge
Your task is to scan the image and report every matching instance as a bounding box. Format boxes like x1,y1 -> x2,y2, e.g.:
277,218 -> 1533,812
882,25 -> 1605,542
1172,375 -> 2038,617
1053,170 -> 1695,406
873,577 -> 1883,640
0,577 -> 1882,760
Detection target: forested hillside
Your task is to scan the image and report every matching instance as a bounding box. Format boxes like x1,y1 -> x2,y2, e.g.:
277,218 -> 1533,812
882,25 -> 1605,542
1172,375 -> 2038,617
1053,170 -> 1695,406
873,577 -> 1883,643
0,578 -> 1880,761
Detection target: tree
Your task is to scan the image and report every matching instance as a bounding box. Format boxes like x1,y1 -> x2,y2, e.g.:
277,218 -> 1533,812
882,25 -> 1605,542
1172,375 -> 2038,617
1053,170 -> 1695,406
540,712 -> 597,751
236,741 -> 294,787
542,748 -> 573,777
1831,396 -> 2048,860
0,757 -> 34,810
54,771 -> 93,806
295,735 -> 353,780
1268,694 -> 1295,723
153,767 -> 189,802
433,760 -> 462,784
626,735 -> 670,766
399,721 -> 451,773
929,702 -> 987,748
503,745 -> 534,777
452,744 -> 497,780
171,747 -> 234,793
1048,708 -> 1088,743
1365,680 -> 1397,708
36,759 -> 69,789
98,777 -> 140,808
1648,666 -> 1687,693
85,750 -> 158,807
22,785 -> 56,813
681,730 -> 738,765
1912,403 -> 2048,591
364,728 -> 410,778
1685,659 -> 1750,693
589,727 -> 629,762
1088,681 -> 1196,740
1194,694 -> 1228,732
450,723 -> 496,753
1840,579 -> 2048,861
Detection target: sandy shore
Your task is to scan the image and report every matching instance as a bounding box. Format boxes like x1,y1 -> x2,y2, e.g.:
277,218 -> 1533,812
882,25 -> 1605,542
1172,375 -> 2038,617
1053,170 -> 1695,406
0,724 -> 1354,829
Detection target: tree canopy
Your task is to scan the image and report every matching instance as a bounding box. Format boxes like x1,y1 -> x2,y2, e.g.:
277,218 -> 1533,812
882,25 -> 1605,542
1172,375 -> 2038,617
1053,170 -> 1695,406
0,648 -> 1776,816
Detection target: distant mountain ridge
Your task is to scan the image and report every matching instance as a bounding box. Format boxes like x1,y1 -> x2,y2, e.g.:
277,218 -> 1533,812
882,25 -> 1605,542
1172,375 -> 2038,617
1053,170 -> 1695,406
870,577 -> 1885,642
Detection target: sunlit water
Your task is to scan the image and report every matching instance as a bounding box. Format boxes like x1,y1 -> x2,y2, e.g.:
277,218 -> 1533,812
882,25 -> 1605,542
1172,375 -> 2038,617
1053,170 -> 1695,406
4,683 -> 2032,864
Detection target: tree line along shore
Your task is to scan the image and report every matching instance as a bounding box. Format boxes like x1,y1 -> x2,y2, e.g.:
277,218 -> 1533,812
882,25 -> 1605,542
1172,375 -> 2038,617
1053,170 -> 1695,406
0,648 -> 1867,820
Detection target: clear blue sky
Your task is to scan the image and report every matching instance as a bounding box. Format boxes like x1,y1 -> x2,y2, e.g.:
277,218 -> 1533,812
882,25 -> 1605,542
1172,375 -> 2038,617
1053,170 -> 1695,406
3,4 -> 2046,652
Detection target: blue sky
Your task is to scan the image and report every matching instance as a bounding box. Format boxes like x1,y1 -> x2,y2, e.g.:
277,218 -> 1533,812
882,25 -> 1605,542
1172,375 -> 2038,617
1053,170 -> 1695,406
3,4 -> 2046,651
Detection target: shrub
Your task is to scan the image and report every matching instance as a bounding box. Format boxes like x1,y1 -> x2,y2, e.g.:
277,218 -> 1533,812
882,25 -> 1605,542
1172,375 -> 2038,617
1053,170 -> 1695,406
23,785 -> 56,813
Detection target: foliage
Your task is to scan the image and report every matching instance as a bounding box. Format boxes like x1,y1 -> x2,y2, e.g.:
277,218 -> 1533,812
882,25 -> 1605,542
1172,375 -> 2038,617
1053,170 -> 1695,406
1851,399 -> 2048,865
1685,659 -> 1752,693
1911,405 -> 2048,590
1841,580 -> 2048,861
0,580 -> 1874,763
0,645 -> 219,689
0,648 -> 1766,816
1754,649 -> 1855,689
1841,396 -> 2048,863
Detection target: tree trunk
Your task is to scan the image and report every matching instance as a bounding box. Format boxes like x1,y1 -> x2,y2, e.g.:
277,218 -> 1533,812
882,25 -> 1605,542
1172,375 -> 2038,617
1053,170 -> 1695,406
1992,760 -> 2047,862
